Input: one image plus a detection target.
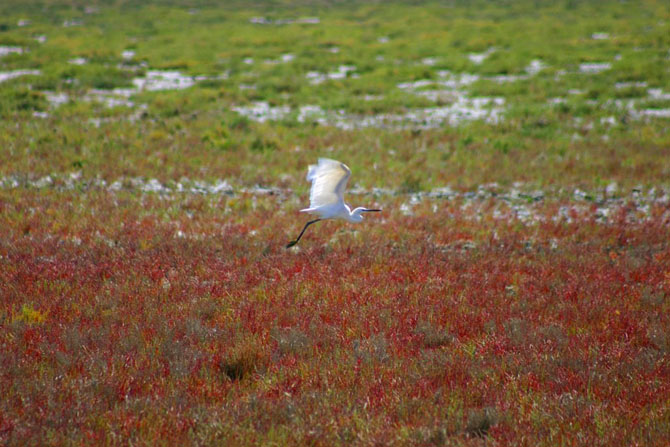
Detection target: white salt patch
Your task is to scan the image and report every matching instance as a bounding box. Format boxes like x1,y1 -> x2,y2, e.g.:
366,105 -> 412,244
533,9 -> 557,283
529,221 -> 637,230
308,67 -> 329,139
429,186 -> 456,198
378,36 -> 389,43
85,89 -> 136,108
435,71 -> 481,87
249,17 -> 319,25
249,17 -> 269,24
595,207 -> 610,221
362,94 -> 383,101
398,73 -> 479,101
121,50 -> 135,60
592,32 -> 610,40
297,105 -> 328,125
296,17 -> 320,24
194,73 -> 228,82
0,177 -> 19,188
468,54 -> 486,64
526,59 -> 546,75
401,97 -> 504,127
209,180 -> 233,194
0,69 -> 41,83
513,205 -> 533,222
232,101 -> 291,122
44,91 -> 69,106
17,19 -> 31,27
243,57 -> 254,64
63,19 -> 82,27
573,189 -> 590,201
400,202 -> 414,216
421,57 -> 438,66
329,47 -> 340,53
33,175 -> 53,188
34,35 -> 47,44
615,81 -> 647,89
0,46 -> 24,57
648,88 -> 670,100
33,111 -> 49,119
467,48 -> 495,65
277,98 -> 503,129
133,70 -> 195,91
397,79 -> 437,90
142,178 -> 167,193
608,98 -> 636,111
306,65 -> 356,84
265,54 -> 295,64
68,57 -> 87,65
600,116 -> 617,126
636,109 -> 670,118
578,62 -> 611,74
488,74 -> 528,83
413,90 -> 457,102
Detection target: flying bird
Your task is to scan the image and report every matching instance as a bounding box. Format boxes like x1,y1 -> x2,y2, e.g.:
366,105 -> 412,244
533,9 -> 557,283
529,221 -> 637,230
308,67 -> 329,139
286,158 -> 381,248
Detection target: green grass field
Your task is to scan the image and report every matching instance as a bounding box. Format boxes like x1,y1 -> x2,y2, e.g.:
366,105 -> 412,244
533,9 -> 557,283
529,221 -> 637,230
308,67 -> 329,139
1,0 -> 669,191
1,1 -> 669,445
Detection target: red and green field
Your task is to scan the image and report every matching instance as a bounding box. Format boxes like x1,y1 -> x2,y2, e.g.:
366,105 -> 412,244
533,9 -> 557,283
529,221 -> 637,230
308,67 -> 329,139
2,187 -> 669,445
1,0 -> 670,445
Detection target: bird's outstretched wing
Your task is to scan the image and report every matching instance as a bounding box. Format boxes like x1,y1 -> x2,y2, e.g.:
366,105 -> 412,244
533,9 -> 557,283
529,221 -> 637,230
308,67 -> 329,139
306,158 -> 352,208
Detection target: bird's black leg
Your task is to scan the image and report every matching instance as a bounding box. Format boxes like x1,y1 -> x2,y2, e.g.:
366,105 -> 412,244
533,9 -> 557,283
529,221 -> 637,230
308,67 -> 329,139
286,219 -> 322,248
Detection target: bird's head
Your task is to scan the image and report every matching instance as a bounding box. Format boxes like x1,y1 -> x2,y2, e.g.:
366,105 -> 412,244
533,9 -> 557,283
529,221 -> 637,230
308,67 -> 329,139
350,207 -> 382,222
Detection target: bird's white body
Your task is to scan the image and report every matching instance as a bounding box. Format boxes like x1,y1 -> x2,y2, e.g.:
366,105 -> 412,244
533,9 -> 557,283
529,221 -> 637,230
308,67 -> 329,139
300,158 -> 367,222
286,158 -> 380,247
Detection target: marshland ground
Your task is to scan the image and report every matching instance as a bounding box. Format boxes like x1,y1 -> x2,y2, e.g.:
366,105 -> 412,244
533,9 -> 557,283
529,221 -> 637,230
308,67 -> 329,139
1,1 -> 669,445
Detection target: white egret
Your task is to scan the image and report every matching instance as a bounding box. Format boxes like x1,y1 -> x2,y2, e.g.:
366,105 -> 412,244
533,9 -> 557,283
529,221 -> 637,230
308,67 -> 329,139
286,158 -> 381,248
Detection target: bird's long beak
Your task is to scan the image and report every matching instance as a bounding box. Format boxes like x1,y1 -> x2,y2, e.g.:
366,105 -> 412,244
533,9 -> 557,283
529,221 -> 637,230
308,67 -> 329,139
362,209 -> 382,212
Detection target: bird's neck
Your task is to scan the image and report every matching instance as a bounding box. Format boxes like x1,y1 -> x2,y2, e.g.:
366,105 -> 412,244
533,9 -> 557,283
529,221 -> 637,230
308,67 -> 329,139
347,206 -> 364,222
